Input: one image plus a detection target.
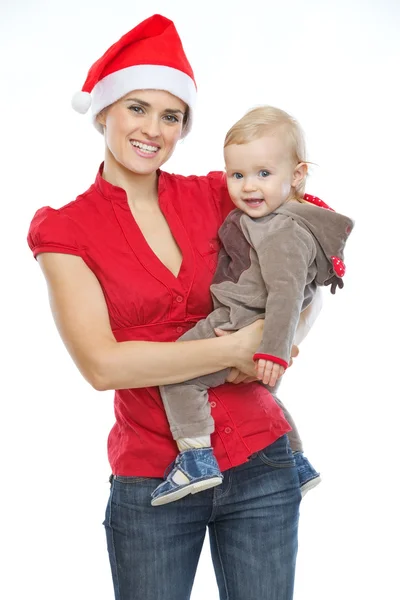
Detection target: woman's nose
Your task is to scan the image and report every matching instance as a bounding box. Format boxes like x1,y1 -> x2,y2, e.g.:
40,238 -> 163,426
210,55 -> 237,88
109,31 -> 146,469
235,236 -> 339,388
141,115 -> 161,138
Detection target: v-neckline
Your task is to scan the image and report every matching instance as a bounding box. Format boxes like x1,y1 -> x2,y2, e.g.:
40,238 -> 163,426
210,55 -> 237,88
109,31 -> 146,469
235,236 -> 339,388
128,198 -> 186,282
103,170 -> 195,290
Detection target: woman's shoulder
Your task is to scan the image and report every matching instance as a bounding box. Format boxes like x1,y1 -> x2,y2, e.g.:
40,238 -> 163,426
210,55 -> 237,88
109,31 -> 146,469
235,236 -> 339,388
161,169 -> 225,187
27,191 -> 93,259
161,170 -> 234,220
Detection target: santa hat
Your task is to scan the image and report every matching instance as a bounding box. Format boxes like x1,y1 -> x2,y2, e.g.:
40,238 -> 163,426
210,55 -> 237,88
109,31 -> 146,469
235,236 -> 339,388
71,14 -> 197,136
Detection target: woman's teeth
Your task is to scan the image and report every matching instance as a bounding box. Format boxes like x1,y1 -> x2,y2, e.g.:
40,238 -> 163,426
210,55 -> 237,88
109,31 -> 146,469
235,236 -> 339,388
131,141 -> 158,153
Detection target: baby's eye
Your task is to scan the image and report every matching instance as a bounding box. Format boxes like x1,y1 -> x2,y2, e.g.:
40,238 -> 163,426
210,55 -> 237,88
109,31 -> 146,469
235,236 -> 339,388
259,170 -> 270,178
232,173 -> 243,179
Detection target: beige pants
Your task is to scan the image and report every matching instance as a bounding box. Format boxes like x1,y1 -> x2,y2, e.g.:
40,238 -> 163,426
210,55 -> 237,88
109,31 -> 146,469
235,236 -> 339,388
159,306 -> 303,452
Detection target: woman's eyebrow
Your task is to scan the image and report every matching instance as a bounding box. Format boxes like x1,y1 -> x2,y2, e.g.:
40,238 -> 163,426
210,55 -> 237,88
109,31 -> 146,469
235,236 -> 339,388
165,108 -> 185,115
124,97 -> 151,106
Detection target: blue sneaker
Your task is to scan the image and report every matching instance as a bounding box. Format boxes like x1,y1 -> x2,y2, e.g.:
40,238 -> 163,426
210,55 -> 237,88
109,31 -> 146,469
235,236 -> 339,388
294,451 -> 321,497
151,448 -> 223,506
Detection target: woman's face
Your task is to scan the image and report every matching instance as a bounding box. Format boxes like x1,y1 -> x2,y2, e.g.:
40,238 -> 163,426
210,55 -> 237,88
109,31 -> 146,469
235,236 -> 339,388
97,89 -> 187,176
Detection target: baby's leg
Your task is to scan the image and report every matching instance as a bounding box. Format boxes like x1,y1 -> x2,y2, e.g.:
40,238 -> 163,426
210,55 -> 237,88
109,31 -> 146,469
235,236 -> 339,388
152,310 -> 230,507
161,307 -> 231,440
263,381 -> 303,453
152,369 -> 229,507
263,382 -> 321,497
160,369 -> 229,440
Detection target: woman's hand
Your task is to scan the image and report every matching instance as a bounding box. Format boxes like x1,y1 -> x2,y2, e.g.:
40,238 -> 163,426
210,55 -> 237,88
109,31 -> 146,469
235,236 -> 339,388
289,344 -> 299,364
215,319 -> 263,379
215,323 -> 300,384
225,367 -> 258,384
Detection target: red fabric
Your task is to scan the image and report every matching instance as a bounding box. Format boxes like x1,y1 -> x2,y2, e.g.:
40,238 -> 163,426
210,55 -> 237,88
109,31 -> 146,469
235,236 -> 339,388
253,354 -> 288,370
303,193 -> 334,211
27,165 -> 291,477
82,15 -> 196,93
331,255 -> 346,277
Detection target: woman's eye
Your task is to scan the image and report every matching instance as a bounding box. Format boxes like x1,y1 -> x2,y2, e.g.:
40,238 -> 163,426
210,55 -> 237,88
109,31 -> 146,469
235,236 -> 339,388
259,170 -> 270,178
232,173 -> 243,179
164,114 -> 179,123
128,105 -> 144,114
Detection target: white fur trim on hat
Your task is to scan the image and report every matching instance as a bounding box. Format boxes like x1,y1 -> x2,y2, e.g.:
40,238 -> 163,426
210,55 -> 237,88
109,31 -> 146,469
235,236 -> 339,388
90,64 -> 196,136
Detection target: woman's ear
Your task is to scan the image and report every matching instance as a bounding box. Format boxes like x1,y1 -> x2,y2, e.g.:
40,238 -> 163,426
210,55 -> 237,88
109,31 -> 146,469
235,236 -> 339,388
96,109 -> 106,127
292,162 -> 308,187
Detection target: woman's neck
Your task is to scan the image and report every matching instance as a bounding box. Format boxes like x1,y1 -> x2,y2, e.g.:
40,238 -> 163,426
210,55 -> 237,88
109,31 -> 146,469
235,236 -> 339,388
102,153 -> 159,210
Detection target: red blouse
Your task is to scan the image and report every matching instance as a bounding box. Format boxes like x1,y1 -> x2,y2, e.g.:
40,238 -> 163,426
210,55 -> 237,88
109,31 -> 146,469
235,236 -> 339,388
27,165 -> 291,476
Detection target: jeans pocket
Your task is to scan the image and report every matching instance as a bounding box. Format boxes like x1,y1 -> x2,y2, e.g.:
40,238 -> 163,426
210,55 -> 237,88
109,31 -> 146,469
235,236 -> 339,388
109,475 -> 161,510
257,434 -> 296,469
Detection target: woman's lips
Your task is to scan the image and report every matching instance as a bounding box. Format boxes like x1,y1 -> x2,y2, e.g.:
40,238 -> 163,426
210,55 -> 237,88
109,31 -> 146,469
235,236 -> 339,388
130,140 -> 160,158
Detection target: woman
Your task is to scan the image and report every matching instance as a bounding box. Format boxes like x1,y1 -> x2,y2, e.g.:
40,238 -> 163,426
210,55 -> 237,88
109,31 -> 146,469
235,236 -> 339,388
28,14 -> 314,600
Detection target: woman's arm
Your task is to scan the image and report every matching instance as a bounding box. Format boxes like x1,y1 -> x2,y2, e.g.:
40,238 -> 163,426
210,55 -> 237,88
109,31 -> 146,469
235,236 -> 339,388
37,253 -> 262,391
294,287 -> 323,345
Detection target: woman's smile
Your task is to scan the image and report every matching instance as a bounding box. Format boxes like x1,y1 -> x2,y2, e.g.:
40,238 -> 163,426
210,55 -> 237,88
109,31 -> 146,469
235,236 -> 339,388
130,139 -> 160,158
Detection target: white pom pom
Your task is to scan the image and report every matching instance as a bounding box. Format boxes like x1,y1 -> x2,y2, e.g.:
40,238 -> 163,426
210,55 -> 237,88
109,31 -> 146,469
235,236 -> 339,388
71,91 -> 92,114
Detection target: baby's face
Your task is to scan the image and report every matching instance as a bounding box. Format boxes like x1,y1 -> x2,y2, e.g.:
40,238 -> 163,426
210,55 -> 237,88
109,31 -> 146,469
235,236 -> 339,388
224,133 -> 298,218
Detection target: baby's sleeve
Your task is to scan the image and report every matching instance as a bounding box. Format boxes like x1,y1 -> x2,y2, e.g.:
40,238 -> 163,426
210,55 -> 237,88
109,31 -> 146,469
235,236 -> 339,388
27,207 -> 83,259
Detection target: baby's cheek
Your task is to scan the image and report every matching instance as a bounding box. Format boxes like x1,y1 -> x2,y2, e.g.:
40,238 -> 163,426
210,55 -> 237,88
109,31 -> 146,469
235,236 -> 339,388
226,180 -> 237,198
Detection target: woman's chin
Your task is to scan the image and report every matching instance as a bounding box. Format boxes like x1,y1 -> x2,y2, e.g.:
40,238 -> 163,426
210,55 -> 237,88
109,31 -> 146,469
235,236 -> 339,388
123,157 -> 161,176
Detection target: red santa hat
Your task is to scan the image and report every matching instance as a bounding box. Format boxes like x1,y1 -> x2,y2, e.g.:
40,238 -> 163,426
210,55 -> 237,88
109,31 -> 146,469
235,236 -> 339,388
71,14 -> 197,136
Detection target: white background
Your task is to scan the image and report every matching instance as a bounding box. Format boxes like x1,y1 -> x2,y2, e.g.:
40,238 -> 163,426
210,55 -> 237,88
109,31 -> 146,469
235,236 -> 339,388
1,0 -> 399,598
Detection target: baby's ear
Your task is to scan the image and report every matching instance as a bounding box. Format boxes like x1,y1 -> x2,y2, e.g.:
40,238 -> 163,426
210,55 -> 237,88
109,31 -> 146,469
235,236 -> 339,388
292,162 -> 308,187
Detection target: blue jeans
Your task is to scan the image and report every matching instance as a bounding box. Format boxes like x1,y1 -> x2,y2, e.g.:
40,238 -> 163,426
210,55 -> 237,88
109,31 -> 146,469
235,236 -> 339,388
103,434 -> 301,600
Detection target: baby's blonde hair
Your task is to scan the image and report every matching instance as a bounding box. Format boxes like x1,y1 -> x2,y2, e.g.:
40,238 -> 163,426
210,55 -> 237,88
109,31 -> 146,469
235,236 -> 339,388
224,106 -> 308,199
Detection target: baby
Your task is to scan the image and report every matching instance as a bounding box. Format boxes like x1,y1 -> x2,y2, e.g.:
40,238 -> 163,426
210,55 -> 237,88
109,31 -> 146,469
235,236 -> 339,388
151,105 -> 354,506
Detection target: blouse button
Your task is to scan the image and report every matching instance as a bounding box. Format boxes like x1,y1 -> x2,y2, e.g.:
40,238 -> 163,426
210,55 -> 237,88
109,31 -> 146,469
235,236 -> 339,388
176,295 -> 183,303
224,427 -> 232,434
176,326 -> 183,333
210,401 -> 217,408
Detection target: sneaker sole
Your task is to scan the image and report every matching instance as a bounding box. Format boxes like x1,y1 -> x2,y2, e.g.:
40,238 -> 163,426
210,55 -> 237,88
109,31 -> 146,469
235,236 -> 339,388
301,475 -> 322,498
151,477 -> 223,506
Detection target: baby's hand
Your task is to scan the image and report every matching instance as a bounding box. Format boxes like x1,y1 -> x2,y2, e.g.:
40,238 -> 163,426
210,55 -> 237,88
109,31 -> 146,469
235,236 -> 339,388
256,359 -> 285,387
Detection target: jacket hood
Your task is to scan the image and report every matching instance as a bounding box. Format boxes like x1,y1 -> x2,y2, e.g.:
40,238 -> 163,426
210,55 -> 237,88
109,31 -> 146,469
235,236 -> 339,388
274,200 -> 354,286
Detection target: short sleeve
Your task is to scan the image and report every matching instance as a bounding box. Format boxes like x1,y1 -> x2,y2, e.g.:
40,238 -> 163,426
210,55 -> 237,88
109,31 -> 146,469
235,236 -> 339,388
27,206 -> 83,259
206,171 -> 235,223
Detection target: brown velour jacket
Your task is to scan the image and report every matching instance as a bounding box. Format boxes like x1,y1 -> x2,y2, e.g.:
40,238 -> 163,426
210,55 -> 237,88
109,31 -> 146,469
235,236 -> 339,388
210,200 -> 354,368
